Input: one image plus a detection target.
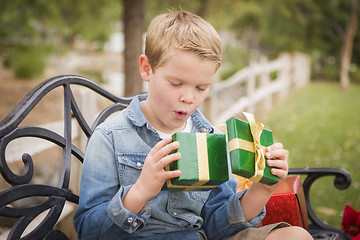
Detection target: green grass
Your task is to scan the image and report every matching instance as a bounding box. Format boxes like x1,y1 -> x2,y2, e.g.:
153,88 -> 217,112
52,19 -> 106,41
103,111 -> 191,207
259,81 -> 360,229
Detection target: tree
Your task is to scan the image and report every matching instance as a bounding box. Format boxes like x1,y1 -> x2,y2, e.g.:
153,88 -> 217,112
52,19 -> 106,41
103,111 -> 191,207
340,0 -> 358,90
123,0 -> 144,97
0,0 -> 120,47
226,0 -> 360,85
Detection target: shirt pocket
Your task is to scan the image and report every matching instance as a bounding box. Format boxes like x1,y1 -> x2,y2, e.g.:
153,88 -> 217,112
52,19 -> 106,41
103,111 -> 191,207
117,153 -> 147,186
189,191 -> 211,204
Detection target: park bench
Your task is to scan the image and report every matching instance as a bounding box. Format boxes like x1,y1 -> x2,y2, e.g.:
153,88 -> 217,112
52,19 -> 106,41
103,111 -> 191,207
0,75 -> 352,240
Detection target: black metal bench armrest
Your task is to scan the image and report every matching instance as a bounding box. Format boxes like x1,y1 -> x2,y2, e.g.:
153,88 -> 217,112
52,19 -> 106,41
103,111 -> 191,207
288,167 -> 352,239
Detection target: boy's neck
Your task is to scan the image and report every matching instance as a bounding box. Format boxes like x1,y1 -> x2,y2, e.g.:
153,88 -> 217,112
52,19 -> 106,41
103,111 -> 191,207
157,118 -> 192,139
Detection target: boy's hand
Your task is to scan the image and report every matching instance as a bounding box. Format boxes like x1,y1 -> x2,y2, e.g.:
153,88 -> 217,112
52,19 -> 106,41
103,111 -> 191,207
258,142 -> 289,192
134,137 -> 182,199
240,142 -> 289,220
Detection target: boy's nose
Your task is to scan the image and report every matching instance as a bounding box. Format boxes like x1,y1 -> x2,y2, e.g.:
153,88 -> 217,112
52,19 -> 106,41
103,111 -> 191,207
180,92 -> 194,104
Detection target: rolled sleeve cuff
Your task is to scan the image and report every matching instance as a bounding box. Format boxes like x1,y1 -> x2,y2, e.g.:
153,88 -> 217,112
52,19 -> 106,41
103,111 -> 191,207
107,185 -> 151,233
226,189 -> 266,230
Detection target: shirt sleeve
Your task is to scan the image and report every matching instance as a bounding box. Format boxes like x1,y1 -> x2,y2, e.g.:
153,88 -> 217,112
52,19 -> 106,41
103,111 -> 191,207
201,175 -> 266,240
107,185 -> 151,233
73,128 -> 151,240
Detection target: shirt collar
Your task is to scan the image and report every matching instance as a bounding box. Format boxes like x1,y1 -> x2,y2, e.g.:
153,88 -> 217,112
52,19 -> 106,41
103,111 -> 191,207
127,94 -> 149,128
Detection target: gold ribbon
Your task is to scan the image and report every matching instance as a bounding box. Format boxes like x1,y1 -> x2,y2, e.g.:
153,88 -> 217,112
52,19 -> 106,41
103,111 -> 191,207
228,112 -> 266,183
165,133 -> 218,191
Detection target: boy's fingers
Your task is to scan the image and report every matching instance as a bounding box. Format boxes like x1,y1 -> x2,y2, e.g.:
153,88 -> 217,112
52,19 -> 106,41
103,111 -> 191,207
157,152 -> 181,169
265,149 -> 287,160
266,142 -> 283,151
164,170 -> 182,180
271,167 -> 288,179
148,138 -> 179,162
148,137 -> 173,157
153,141 -> 179,161
267,159 -> 288,172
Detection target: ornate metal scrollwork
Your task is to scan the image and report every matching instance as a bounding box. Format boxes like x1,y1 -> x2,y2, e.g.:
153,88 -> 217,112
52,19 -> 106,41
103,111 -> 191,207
0,75 -> 131,239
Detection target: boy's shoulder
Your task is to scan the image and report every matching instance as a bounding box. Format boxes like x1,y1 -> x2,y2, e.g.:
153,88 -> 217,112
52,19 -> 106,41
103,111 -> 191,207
96,108 -> 132,134
95,94 -> 146,134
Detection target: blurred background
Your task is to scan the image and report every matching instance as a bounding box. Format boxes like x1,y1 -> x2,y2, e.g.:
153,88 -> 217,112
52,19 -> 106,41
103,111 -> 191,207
0,0 -> 359,237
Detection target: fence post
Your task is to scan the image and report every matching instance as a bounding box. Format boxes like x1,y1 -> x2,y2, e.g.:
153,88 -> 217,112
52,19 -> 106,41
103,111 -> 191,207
247,60 -> 256,113
293,52 -> 311,89
208,52 -> 309,123
278,53 -> 292,99
260,56 -> 272,111
203,75 -> 219,123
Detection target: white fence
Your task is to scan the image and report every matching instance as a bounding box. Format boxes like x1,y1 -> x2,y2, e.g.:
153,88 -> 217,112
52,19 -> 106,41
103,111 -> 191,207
204,52 -> 311,125
5,53 -> 310,163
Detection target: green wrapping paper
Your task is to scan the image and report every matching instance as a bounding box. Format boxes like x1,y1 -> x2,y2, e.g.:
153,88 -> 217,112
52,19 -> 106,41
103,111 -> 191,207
163,132 -> 229,191
226,114 -> 278,185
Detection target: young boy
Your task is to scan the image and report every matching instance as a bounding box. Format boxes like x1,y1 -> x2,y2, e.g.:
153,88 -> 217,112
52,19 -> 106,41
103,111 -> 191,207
73,11 -> 313,240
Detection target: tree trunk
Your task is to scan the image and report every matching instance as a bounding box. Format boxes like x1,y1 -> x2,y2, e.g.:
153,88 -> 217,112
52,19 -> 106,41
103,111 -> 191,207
340,0 -> 358,90
196,0 -> 209,18
123,0 -> 144,96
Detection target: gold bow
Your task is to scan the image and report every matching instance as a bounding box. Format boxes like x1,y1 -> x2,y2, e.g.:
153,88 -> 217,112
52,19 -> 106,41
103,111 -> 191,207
228,112 -> 266,183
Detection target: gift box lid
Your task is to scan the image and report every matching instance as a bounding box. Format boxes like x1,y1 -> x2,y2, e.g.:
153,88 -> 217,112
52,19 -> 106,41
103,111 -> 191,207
226,115 -> 278,185
226,116 -> 273,145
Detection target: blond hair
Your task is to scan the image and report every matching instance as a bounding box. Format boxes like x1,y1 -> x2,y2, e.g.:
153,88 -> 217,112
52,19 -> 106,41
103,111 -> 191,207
145,11 -> 222,72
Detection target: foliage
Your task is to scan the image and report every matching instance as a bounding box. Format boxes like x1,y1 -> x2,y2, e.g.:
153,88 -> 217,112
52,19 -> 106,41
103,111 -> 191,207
0,0 -> 121,78
219,45 -> 251,80
145,0 -> 200,26
260,82 -> 360,228
0,0 -> 121,45
349,63 -> 360,84
0,0 -> 359,82
145,0 -> 359,82
3,45 -> 54,79
227,0 -> 360,81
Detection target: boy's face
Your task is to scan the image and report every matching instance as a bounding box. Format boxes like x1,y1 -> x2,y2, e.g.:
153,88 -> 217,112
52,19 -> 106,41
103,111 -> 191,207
140,49 -> 218,134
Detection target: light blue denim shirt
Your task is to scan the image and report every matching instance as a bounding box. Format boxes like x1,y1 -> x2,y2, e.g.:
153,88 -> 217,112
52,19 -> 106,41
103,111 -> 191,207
73,94 -> 265,240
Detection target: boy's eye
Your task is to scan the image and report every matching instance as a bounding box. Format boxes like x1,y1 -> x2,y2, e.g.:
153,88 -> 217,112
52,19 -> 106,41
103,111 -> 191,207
197,85 -> 209,91
170,82 -> 181,87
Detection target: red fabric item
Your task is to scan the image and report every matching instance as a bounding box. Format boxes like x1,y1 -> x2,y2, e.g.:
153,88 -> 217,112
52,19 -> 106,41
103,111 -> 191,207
261,176 -> 308,229
341,205 -> 360,238
352,235 -> 360,240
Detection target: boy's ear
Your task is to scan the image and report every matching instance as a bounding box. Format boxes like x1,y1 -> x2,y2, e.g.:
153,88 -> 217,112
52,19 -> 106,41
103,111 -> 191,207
139,54 -> 152,82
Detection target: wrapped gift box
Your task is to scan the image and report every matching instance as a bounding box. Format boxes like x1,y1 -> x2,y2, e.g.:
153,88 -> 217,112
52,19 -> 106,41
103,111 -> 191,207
163,132 -> 229,191
226,113 -> 278,185
261,176 -> 308,229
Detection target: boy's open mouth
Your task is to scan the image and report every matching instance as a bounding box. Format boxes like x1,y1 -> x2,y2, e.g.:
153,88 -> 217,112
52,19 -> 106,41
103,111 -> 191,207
175,111 -> 187,119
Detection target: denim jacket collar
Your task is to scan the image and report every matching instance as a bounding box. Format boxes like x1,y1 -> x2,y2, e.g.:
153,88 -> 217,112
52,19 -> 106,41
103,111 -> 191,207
127,94 -> 214,134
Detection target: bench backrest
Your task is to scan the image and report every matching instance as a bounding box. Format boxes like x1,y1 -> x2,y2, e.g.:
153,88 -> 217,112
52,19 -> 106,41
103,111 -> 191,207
0,75 -> 132,239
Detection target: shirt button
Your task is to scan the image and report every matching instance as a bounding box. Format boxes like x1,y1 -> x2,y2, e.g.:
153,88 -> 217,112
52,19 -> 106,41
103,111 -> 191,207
136,162 -> 142,167
203,128 -> 208,132
133,222 -> 138,227
127,217 -> 133,223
